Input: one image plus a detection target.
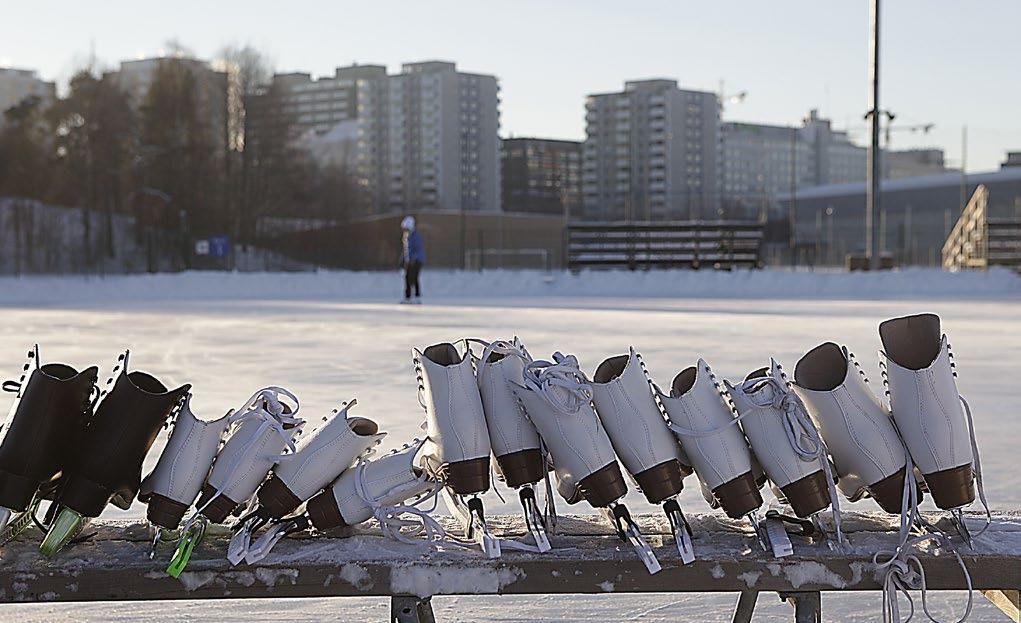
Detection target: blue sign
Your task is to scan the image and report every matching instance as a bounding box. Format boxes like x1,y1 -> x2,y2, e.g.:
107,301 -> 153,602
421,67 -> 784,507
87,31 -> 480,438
208,235 -> 231,258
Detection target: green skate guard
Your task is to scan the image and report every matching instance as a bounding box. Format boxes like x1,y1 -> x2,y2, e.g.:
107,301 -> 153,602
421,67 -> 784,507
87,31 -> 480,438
39,507 -> 85,557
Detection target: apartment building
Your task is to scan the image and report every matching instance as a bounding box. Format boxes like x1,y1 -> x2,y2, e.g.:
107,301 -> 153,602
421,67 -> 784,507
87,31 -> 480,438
105,57 -> 228,152
0,68 -> 56,124
252,61 -> 500,215
582,79 -> 720,221
501,137 -> 581,216
722,110 -> 868,212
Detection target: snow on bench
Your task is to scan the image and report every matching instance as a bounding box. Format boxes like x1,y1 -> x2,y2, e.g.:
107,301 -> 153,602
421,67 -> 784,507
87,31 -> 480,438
0,511 -> 1018,622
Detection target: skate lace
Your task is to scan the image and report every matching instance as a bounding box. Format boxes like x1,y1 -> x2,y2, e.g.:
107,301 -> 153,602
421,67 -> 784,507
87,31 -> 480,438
522,352 -> 593,415
467,337 -> 533,374
184,388 -> 303,528
873,452 -> 975,623
730,375 -> 847,547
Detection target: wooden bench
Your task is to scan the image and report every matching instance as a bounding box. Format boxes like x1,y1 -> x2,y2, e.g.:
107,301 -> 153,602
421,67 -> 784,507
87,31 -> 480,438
1,511 -> 1017,622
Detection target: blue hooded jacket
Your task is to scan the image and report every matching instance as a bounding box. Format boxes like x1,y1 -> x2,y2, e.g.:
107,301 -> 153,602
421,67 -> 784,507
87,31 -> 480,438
404,230 -> 425,264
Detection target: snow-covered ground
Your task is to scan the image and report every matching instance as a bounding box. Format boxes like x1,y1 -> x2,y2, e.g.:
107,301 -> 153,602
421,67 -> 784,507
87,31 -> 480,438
1,268 -> 1018,621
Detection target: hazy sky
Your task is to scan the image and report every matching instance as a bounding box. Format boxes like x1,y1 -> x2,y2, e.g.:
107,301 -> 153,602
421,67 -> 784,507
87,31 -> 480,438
4,0 -> 1019,172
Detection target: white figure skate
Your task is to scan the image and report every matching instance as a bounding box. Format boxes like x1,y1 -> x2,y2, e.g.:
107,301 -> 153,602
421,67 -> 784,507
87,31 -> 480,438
727,360 -> 847,550
879,313 -> 988,544
166,387 -> 302,577
590,348 -> 695,563
659,359 -> 782,554
472,337 -> 551,552
512,352 -> 661,574
413,342 -> 498,557
246,439 -> 444,560
229,400 -> 385,564
791,343 -> 915,515
138,394 -> 230,557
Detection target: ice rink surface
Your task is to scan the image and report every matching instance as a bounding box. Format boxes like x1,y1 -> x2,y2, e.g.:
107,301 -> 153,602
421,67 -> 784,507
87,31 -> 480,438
1,269 -> 1018,621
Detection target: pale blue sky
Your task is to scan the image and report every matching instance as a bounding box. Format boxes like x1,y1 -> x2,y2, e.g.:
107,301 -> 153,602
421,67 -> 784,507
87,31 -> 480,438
3,0 -> 1019,171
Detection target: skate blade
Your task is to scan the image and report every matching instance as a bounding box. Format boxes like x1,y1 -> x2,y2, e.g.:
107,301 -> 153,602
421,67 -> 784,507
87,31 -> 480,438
754,512 -> 794,558
167,518 -> 208,577
663,499 -> 695,564
442,489 -> 501,558
147,525 -> 182,560
520,487 -> 552,553
39,507 -> 86,557
949,509 -> 974,548
604,503 -> 662,574
0,503 -> 39,546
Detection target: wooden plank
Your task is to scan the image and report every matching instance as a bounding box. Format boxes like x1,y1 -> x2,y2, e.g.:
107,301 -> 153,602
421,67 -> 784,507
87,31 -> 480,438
981,589 -> 1020,622
0,512 -> 1015,603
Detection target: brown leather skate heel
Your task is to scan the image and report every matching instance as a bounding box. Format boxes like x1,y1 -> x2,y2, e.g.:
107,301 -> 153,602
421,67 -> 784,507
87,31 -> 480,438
496,449 -> 544,489
196,483 -> 240,524
780,470 -> 831,518
442,456 -> 491,495
634,459 -> 684,504
578,461 -> 628,508
306,489 -> 346,531
867,467 -> 919,514
713,471 -> 763,519
924,464 -> 975,510
146,493 -> 189,530
257,474 -> 304,519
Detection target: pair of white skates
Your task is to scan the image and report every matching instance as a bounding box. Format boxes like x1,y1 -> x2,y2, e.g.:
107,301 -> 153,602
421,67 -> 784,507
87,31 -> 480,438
793,313 -> 985,536
139,387 -> 385,574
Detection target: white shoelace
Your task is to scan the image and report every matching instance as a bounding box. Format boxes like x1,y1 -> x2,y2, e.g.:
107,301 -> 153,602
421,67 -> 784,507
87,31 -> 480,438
522,352 -> 593,415
875,393 -> 990,623
179,387 -> 302,557
730,376 -> 847,547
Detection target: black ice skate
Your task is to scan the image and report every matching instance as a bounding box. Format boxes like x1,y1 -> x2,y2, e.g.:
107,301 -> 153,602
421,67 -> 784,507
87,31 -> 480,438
0,346 -> 97,545
40,351 -> 190,556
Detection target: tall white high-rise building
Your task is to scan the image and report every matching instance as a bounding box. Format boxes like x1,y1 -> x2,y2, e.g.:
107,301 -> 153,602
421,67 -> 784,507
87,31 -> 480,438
359,61 -> 500,215
582,79 -> 720,221
255,61 -> 500,215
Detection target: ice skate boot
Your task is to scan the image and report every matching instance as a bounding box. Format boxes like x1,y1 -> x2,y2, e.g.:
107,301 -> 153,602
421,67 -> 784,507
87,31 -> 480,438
0,346 -> 97,544
138,393 -> 230,557
590,348 -> 694,563
413,342 -> 498,557
512,352 -> 661,574
166,387 -> 302,577
247,439 -> 442,559
879,313 -> 987,544
305,439 -> 440,538
791,343 -> 916,515
727,360 -> 847,550
658,360 -> 783,555
41,351 -> 190,557
472,337 -> 550,552
231,400 -> 384,563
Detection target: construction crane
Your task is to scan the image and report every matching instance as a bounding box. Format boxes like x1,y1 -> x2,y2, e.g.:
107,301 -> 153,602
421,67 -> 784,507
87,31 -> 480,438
850,111 -> 935,149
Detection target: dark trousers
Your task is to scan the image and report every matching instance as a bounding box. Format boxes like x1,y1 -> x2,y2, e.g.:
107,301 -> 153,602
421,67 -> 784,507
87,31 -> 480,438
404,261 -> 422,299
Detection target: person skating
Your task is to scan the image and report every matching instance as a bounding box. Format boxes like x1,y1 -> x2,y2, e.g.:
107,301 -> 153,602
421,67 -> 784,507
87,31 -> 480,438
400,216 -> 425,304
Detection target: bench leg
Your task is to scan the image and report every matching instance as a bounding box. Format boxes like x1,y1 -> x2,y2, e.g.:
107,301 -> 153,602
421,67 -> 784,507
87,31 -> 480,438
779,591 -> 821,623
391,595 -> 437,623
732,590 -> 759,623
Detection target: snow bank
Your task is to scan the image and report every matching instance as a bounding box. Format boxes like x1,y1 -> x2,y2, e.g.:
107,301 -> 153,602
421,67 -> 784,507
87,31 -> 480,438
1,266 -> 1019,306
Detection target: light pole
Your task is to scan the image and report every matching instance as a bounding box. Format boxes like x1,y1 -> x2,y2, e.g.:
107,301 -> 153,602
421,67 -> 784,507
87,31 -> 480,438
865,0 -> 882,270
